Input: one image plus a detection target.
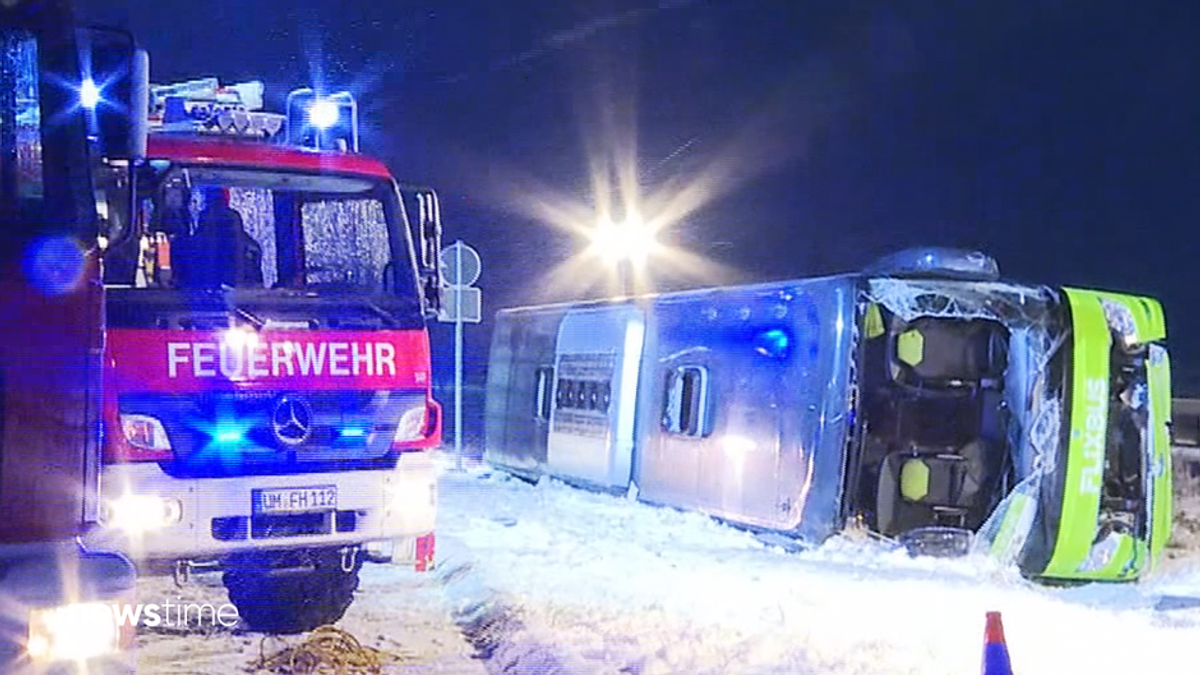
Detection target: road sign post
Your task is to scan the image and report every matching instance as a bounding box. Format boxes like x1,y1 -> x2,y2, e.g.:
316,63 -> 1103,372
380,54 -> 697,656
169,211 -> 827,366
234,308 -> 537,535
438,241 -> 481,472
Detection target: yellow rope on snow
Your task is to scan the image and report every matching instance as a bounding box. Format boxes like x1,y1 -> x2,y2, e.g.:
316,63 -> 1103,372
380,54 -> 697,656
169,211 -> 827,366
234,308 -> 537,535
248,625 -> 416,674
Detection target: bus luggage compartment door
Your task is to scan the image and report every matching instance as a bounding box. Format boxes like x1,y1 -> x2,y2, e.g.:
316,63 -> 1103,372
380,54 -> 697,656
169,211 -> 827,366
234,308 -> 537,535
546,305 -> 646,490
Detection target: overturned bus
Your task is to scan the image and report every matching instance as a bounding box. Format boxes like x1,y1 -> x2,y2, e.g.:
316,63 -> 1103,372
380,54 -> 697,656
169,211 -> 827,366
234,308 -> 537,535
484,248 -> 1173,583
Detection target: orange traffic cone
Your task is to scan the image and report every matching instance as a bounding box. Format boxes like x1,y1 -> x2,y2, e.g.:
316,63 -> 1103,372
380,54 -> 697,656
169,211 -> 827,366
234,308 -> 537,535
982,611 -> 1013,675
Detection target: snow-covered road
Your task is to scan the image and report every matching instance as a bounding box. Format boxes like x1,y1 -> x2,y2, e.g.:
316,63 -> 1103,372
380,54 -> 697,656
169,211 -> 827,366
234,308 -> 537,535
138,454 -> 1200,674
135,546 -> 485,674
437,463 -> 1200,675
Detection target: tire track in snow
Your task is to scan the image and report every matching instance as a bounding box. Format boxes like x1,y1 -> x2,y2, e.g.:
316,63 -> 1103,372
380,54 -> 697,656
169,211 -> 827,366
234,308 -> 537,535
436,540 -> 578,675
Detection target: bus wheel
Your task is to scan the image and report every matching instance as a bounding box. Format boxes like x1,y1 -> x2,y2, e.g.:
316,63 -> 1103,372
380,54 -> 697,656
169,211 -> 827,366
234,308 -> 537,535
223,547 -> 362,634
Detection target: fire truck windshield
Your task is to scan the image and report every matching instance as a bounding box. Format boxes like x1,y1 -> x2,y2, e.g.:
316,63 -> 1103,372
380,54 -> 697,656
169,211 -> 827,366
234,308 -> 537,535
97,163 -> 418,302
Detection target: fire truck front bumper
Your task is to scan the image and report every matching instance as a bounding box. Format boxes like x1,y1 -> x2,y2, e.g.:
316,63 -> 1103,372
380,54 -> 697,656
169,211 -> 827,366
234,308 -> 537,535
83,454 -> 437,565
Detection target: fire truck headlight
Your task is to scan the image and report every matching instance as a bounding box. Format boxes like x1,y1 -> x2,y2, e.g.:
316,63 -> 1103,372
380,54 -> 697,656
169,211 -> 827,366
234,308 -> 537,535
387,474 -> 436,516
393,406 -> 427,444
120,414 -> 172,451
101,493 -> 183,532
27,602 -> 120,662
308,98 -> 340,130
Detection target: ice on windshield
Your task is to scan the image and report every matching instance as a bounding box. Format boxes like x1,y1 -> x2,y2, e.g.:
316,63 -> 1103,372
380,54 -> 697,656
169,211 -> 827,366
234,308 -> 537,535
300,198 -> 391,289
103,179 -> 398,294
228,187 -> 277,288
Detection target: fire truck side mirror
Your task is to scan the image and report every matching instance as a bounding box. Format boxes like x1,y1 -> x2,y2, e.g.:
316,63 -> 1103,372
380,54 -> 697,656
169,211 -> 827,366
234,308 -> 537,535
77,27 -> 147,160
422,276 -> 442,319
130,48 -> 149,158
416,190 -> 444,318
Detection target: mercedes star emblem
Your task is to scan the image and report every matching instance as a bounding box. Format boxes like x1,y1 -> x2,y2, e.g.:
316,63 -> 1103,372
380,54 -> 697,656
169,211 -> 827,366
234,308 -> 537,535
271,394 -> 313,446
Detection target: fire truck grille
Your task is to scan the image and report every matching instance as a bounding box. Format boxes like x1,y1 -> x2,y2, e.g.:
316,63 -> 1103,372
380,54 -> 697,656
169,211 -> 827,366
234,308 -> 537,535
250,512 -> 329,539
210,509 -> 361,541
119,389 -> 425,478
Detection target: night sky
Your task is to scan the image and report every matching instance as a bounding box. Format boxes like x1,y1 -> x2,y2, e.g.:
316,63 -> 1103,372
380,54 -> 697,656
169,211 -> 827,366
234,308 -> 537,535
81,1 -> 1200,394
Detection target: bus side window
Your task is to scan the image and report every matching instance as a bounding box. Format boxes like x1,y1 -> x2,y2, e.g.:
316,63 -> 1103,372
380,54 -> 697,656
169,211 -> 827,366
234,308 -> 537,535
534,366 -> 554,421
662,366 -> 710,437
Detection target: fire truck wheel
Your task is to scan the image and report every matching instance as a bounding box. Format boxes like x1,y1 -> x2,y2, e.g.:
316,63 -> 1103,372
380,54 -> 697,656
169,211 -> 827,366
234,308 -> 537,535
223,547 -> 363,634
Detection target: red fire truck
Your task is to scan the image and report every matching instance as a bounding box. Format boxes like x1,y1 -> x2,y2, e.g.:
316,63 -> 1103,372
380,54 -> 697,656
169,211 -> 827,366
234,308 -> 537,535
84,77 -> 444,633
0,1 -> 140,671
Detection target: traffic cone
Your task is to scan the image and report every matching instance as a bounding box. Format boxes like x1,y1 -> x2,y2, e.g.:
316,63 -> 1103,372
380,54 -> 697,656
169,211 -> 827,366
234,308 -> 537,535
982,611 -> 1013,675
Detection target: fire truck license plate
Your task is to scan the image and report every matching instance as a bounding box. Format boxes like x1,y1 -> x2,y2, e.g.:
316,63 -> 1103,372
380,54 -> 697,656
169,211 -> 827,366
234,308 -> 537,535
252,486 -> 337,514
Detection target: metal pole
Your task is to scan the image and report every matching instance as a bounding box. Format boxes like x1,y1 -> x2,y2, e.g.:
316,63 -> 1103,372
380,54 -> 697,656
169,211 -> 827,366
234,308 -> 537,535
454,241 -> 464,471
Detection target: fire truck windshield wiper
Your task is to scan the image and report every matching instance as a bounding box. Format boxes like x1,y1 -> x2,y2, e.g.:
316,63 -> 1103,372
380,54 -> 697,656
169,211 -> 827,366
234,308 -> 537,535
233,304 -> 265,329
358,298 -> 400,327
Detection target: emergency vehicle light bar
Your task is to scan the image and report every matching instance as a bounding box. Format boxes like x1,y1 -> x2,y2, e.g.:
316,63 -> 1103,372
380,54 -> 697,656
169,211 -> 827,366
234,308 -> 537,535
285,88 -> 359,153
151,77 -> 263,110
148,77 -> 285,141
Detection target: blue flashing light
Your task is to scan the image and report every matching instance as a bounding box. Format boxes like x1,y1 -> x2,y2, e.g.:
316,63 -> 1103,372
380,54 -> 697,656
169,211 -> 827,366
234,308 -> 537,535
753,327 -> 792,360
183,414 -> 258,472
192,407 -> 256,451
80,78 -> 100,109
24,236 -> 86,296
340,427 -> 367,438
308,99 -> 339,130
215,428 -> 243,444
286,87 -> 359,151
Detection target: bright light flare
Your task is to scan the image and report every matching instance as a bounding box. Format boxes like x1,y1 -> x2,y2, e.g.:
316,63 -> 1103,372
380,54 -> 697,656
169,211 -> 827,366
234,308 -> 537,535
439,13 -> 857,300
214,427 -> 244,444
185,406 -> 259,460
101,493 -> 183,533
308,99 -> 340,130
27,602 -> 121,662
79,78 -> 100,110
385,467 -> 437,518
221,325 -> 261,351
588,216 -> 659,267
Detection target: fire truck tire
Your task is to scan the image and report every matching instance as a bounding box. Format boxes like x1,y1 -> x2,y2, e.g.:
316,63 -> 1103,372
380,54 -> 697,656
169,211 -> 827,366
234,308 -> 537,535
223,548 -> 363,634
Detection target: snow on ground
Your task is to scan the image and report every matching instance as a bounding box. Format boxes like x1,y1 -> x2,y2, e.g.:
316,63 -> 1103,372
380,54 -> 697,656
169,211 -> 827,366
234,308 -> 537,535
1168,448 -> 1200,561
136,449 -> 1200,674
437,457 -> 1200,675
135,558 -> 485,674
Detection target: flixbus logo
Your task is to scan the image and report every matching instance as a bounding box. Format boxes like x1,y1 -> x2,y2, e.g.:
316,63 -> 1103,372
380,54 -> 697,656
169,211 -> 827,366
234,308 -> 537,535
1078,376 -> 1108,495
166,340 -> 398,379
